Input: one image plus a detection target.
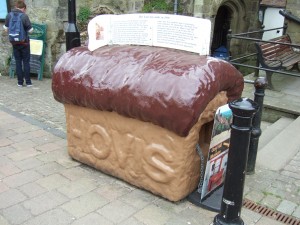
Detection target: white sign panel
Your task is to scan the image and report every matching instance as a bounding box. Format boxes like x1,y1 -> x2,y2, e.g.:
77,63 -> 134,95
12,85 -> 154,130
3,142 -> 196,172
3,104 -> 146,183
88,13 -> 211,55
30,39 -> 43,56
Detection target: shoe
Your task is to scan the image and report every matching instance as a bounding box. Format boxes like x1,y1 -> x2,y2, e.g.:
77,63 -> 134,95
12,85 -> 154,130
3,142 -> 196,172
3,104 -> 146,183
17,84 -> 23,87
26,84 -> 33,87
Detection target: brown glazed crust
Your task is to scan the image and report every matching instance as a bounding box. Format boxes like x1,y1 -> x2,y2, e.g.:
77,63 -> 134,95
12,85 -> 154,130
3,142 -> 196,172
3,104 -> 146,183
52,45 -> 244,136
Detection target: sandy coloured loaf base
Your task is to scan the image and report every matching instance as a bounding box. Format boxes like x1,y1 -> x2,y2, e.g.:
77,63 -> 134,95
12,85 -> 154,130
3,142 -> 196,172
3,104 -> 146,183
65,92 -> 228,201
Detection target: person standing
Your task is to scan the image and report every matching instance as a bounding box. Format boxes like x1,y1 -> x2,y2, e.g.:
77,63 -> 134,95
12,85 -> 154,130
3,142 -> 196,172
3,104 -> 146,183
3,0 -> 34,87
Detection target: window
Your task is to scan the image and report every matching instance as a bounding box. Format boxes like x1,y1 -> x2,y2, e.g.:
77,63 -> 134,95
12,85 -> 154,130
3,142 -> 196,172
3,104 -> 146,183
0,0 -> 10,21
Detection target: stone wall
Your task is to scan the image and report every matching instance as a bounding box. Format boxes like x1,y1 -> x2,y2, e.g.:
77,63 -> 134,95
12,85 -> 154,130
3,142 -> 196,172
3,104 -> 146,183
0,0 -> 145,77
0,0 -> 298,78
286,0 -> 300,44
193,0 -> 261,55
1,0 -> 61,77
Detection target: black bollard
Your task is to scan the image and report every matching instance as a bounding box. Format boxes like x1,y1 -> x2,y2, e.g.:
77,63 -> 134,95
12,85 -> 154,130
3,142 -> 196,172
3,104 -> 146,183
213,98 -> 258,225
66,0 -> 81,51
247,77 -> 268,174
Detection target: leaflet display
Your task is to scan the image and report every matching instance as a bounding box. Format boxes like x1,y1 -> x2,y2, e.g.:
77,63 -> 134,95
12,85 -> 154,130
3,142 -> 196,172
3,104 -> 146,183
200,104 -> 232,200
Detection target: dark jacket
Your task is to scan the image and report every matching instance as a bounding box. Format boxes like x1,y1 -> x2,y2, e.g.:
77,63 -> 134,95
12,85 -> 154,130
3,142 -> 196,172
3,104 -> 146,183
4,9 -> 33,45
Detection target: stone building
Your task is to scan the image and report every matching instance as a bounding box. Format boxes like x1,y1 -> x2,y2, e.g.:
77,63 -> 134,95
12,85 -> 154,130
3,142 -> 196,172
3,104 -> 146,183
260,0 -> 300,43
284,1 -> 300,44
0,0 -> 299,78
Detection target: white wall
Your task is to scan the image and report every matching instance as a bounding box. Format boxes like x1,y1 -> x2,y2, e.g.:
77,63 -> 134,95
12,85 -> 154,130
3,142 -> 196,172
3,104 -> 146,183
262,7 -> 285,40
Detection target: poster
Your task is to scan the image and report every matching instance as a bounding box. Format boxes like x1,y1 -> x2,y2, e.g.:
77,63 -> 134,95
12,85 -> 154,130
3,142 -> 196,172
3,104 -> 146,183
87,13 -> 211,55
30,39 -> 43,55
200,104 -> 232,200
0,0 -> 10,21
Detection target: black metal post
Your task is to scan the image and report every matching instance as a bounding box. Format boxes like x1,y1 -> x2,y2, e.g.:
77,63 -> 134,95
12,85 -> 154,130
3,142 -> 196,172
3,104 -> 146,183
254,25 -> 263,77
66,0 -> 81,51
213,98 -> 258,225
226,29 -> 232,61
173,0 -> 178,15
254,56 -> 260,77
246,77 -> 268,174
283,22 -> 288,35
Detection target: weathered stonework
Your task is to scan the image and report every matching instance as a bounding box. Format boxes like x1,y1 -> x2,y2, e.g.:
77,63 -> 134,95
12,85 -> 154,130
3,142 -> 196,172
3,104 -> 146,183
0,0 -> 298,78
0,0 -> 145,77
286,1 -> 300,44
191,1 -> 245,57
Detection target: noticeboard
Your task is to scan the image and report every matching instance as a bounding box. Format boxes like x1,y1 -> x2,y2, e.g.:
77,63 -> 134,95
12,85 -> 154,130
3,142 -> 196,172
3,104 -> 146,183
0,0 -> 10,21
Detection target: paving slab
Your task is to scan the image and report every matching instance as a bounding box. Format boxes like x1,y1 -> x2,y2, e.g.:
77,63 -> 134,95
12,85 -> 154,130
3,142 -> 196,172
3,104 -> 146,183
277,200 -> 298,215
255,216 -> 285,225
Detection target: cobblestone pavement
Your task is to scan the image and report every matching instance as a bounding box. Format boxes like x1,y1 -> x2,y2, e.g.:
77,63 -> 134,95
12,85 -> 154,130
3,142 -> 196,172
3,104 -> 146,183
0,75 -> 299,225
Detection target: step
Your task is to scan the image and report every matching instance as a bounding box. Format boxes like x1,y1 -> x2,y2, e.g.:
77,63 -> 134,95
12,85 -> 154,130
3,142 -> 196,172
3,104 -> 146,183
260,121 -> 272,132
256,116 -> 300,171
258,117 -> 294,151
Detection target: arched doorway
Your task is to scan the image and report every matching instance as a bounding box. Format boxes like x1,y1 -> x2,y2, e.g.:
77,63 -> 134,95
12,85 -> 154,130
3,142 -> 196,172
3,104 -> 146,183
209,0 -> 248,57
211,6 -> 231,55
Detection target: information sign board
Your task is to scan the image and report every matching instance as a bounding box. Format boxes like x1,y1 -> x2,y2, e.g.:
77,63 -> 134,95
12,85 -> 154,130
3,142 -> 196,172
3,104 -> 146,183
88,13 -> 211,55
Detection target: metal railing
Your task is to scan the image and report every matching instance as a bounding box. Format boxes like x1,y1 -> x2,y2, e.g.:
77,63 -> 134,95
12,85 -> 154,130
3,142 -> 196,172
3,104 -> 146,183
212,23 -> 300,224
227,24 -> 300,78
225,25 -> 300,174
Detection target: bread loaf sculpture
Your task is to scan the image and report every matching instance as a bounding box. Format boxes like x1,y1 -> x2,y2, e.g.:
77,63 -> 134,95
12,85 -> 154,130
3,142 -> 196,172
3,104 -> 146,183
52,45 -> 244,201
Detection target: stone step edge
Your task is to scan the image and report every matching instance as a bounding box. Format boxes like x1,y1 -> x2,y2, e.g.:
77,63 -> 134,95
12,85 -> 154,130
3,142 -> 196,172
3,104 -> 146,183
258,117 -> 294,151
256,116 -> 300,171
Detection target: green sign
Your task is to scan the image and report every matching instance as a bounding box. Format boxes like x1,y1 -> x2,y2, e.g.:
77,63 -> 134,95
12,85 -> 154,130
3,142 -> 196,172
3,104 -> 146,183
29,23 -> 47,42
30,25 -> 45,39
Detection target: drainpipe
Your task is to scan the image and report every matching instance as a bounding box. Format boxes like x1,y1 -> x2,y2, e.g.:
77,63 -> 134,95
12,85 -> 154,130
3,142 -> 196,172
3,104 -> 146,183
174,0 -> 178,14
279,10 -> 300,25
66,0 -> 81,51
